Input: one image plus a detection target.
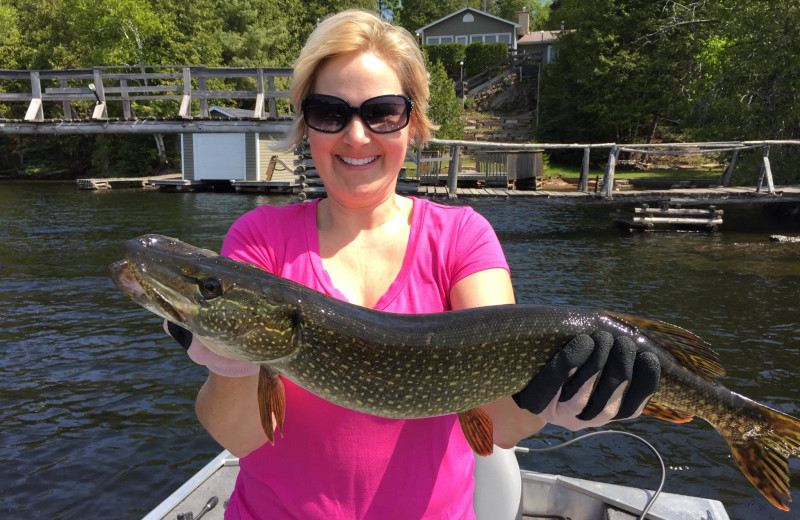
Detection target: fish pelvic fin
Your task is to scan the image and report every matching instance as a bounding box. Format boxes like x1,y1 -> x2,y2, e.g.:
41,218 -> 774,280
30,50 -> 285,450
606,312 -> 725,383
458,408 -> 494,456
724,394 -> 800,511
642,402 -> 694,423
258,366 -> 286,445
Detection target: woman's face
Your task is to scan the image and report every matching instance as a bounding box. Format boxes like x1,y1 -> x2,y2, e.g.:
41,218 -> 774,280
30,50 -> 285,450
308,52 -> 412,209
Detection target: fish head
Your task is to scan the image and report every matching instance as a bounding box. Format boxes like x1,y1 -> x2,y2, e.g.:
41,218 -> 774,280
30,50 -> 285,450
110,234 -> 302,362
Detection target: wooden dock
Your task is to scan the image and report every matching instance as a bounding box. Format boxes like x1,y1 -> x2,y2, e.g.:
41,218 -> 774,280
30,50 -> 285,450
612,202 -> 724,232
77,173 -> 181,190
412,183 -> 800,204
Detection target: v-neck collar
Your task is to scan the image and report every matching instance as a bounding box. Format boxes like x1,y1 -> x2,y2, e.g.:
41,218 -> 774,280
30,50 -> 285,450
304,197 -> 422,310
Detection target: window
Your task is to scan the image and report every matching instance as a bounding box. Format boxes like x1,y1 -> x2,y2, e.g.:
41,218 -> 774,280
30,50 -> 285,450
426,37 -> 440,44
456,35 -> 468,45
440,36 -> 453,44
463,13 -> 474,22
470,33 -> 513,46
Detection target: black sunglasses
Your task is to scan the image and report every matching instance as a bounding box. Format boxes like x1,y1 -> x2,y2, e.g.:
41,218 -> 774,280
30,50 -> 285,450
300,94 -> 413,134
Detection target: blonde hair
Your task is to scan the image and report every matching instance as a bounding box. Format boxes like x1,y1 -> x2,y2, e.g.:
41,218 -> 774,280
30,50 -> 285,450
279,9 -> 433,150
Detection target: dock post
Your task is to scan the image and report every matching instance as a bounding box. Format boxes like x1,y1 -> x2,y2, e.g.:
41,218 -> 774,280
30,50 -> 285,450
602,147 -> 618,198
761,146 -> 776,195
718,149 -> 738,187
268,76 -> 278,118
447,145 -> 461,199
90,68 -> 108,120
179,67 -> 192,119
59,79 -> 74,120
24,71 -> 44,122
120,79 -> 135,120
198,75 -> 210,118
578,146 -> 590,192
254,69 -> 265,118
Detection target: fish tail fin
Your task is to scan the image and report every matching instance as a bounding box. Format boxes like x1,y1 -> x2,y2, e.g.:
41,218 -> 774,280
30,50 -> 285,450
258,366 -> 286,444
723,395 -> 800,511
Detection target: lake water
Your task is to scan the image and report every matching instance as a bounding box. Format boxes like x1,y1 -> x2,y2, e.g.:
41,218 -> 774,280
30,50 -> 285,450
1,181 -> 799,519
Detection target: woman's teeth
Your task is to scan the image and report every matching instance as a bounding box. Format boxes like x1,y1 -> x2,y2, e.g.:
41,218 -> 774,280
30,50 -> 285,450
340,155 -> 377,166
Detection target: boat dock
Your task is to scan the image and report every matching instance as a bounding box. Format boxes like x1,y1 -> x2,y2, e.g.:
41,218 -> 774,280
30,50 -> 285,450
412,183 -> 800,204
76,173 -> 182,190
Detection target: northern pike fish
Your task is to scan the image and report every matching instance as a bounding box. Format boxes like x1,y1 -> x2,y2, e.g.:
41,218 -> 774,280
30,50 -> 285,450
110,234 -> 800,511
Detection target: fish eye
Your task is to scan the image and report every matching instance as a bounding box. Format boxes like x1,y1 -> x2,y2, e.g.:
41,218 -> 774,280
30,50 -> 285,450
199,278 -> 222,299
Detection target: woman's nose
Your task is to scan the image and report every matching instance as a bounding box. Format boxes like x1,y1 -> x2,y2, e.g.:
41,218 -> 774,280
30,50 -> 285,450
342,115 -> 371,145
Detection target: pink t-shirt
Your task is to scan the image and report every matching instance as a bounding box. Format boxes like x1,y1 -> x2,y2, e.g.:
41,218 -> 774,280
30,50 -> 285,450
219,197 -> 509,520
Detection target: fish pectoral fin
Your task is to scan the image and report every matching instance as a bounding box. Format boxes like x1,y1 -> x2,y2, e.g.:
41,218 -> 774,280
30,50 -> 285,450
258,366 -> 286,444
642,402 -> 694,423
457,408 -> 494,457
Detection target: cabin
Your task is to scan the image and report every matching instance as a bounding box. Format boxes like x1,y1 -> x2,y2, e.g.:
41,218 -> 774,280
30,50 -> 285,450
180,106 -> 287,182
416,7 -> 519,50
416,7 -> 562,63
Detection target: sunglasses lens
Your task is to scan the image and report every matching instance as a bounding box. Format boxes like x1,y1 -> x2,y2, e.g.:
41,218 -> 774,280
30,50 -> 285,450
362,96 -> 409,133
302,94 -> 411,134
304,97 -> 350,133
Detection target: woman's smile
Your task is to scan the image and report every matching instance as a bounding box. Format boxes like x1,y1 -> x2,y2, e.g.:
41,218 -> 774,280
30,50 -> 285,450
338,155 -> 378,167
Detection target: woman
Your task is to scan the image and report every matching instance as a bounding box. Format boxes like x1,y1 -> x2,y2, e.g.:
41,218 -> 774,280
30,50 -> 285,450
171,10 -> 659,519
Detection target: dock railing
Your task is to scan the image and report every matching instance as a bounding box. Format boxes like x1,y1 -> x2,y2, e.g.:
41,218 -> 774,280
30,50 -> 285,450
0,65 -> 293,133
420,138 -> 800,199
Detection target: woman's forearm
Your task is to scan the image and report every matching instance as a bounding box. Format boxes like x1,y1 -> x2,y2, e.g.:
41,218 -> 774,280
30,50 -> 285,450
195,372 -> 268,458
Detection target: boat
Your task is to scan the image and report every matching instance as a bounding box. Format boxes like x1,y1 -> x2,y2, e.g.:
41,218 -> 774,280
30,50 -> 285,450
142,446 -> 730,520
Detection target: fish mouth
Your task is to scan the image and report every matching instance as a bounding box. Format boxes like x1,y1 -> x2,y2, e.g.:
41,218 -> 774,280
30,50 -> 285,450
109,234 -> 216,324
109,258 -> 184,323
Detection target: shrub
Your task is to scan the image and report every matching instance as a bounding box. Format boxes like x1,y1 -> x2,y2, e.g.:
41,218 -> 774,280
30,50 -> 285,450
465,42 -> 508,76
421,44 -> 466,76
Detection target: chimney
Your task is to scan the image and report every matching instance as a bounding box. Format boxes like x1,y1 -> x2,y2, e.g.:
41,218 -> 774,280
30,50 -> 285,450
517,7 -> 530,37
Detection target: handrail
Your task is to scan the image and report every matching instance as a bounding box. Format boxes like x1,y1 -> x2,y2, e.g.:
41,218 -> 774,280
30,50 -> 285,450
0,66 -> 294,122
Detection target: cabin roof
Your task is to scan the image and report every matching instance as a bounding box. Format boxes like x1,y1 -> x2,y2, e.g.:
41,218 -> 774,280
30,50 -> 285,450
416,7 -> 519,33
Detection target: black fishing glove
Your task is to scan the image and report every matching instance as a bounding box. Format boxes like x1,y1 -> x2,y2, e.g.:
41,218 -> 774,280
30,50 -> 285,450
512,331 -> 660,430
166,321 -> 193,351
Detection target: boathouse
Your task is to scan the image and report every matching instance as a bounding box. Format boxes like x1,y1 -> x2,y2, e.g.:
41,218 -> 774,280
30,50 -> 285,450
180,106 -> 285,182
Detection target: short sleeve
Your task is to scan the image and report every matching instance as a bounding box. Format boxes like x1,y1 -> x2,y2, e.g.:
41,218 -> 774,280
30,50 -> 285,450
450,207 -> 509,285
220,208 -> 276,272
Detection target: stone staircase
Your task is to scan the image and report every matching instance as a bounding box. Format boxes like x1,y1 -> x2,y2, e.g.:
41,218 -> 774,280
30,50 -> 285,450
461,113 -> 535,143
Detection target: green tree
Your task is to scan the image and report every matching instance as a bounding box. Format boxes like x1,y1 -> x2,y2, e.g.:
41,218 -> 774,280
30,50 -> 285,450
426,58 -> 465,141
0,4 -> 22,70
539,0 -> 712,146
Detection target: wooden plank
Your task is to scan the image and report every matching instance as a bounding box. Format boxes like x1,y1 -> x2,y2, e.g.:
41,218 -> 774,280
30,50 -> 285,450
197,77 -> 209,118
59,79 -> 73,120
90,69 -> 108,120
24,98 -> 43,122
254,69 -> 265,119
178,67 -> 192,119
638,217 -> 723,225
120,79 -> 134,120
0,93 -> 33,101
24,71 -> 43,122
634,207 -> 722,215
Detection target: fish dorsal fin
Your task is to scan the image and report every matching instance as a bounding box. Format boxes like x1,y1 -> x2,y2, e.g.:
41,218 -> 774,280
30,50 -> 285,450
457,408 -> 494,456
606,312 -> 726,382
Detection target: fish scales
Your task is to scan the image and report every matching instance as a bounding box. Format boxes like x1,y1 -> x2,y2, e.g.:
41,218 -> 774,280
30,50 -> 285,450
111,234 -> 800,511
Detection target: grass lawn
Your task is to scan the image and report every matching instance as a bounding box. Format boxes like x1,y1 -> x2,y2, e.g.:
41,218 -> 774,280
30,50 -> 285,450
402,159 -> 722,180
544,163 -> 722,180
